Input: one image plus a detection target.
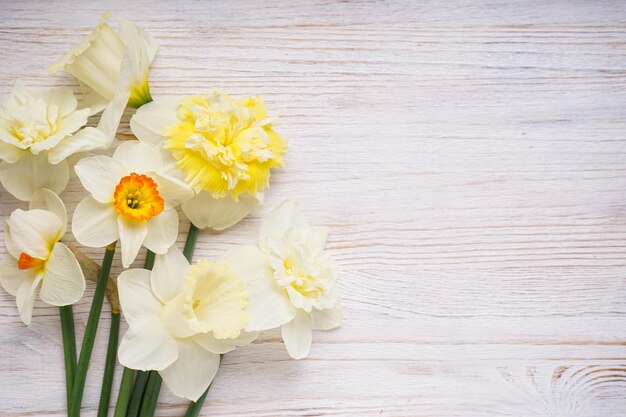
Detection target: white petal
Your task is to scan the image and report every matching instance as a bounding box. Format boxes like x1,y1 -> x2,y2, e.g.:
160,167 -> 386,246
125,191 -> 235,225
159,339 -> 220,401
117,268 -> 162,327
29,188 -> 67,236
40,86 -> 78,117
16,273 -> 43,325
4,220 -> 20,259
112,141 -> 163,175
96,89 -> 130,144
222,245 -> 296,331
118,216 -> 148,267
182,192 -> 261,231
39,243 -> 85,306
151,173 -> 193,209
30,109 -> 90,154
0,141 -> 24,163
118,318 -> 178,371
130,96 -> 182,146
143,209 -> 178,255
72,196 -> 119,248
151,244 -> 189,304
282,310 -> 313,360
75,155 -> 126,203
47,127 -> 110,165
0,155 -> 69,201
9,209 -> 62,259
116,16 -> 158,72
0,258 -> 32,296
193,331 -> 258,354
259,199 -> 308,252
78,80 -> 108,115
311,304 -> 342,330
307,226 -> 329,256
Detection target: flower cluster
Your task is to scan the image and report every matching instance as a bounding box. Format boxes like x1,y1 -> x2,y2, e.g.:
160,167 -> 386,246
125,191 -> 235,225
0,11 -> 342,416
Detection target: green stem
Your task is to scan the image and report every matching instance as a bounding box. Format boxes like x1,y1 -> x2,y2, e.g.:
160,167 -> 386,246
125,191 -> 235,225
113,367 -> 134,417
183,223 -> 199,262
97,311 -> 120,417
126,371 -> 148,417
183,355 -> 221,417
68,242 -> 116,417
60,305 -> 77,410
137,371 -> 162,417
183,389 -> 209,417
143,249 -> 156,270
124,250 -> 157,417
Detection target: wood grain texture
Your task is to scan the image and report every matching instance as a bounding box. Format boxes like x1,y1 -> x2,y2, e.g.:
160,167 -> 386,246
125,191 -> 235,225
1,0 -> 626,416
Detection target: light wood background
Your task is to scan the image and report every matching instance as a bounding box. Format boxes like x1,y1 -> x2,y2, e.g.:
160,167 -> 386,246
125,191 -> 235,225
1,1 -> 626,416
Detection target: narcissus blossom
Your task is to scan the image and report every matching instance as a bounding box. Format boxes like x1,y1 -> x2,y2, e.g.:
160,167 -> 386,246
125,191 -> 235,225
51,12 -> 157,140
0,81 -> 109,200
224,200 -> 341,359
0,189 -> 85,324
130,91 -> 286,230
117,245 -> 257,400
72,141 -> 192,267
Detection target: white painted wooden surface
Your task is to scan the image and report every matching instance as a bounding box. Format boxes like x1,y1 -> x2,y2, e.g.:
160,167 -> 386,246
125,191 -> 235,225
1,1 -> 626,416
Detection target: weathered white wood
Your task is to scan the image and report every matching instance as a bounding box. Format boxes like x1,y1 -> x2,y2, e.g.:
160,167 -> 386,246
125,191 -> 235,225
1,0 -> 626,416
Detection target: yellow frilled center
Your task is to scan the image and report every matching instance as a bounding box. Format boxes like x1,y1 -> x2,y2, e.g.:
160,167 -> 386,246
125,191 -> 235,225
281,256 -> 329,301
163,92 -> 286,200
113,172 -> 164,221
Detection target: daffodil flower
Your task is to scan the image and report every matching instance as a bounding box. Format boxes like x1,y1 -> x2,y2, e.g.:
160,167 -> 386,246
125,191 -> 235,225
72,141 -> 193,267
225,200 -> 341,359
51,12 -> 157,141
130,91 -> 286,230
117,245 -> 257,400
0,81 -> 109,201
0,189 -> 85,325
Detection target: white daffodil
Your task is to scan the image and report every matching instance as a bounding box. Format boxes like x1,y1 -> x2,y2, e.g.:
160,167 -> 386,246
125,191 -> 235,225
0,189 -> 85,325
51,12 -> 157,141
72,141 -> 193,267
130,92 -> 286,230
0,81 -> 109,201
117,245 -> 257,401
224,200 -> 341,359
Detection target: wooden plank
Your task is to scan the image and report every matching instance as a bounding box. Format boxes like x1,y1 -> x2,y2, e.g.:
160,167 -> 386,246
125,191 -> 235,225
1,0 -> 626,415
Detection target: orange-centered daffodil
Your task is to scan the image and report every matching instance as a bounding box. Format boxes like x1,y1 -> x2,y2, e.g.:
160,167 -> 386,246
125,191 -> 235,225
0,189 -> 86,325
73,141 -> 193,267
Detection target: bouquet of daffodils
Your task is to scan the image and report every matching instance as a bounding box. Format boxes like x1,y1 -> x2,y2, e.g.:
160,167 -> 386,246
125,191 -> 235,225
0,13 -> 341,417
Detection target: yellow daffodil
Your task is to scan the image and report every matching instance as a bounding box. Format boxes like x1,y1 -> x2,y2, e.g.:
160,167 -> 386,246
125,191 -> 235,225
224,200 -> 341,359
130,91 -> 286,230
0,189 -> 85,324
51,12 -> 157,141
72,141 -> 193,267
0,81 -> 109,201
117,245 -> 257,400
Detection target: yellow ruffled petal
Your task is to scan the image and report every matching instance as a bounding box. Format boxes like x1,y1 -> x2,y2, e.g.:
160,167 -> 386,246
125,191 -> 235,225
163,91 -> 286,200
